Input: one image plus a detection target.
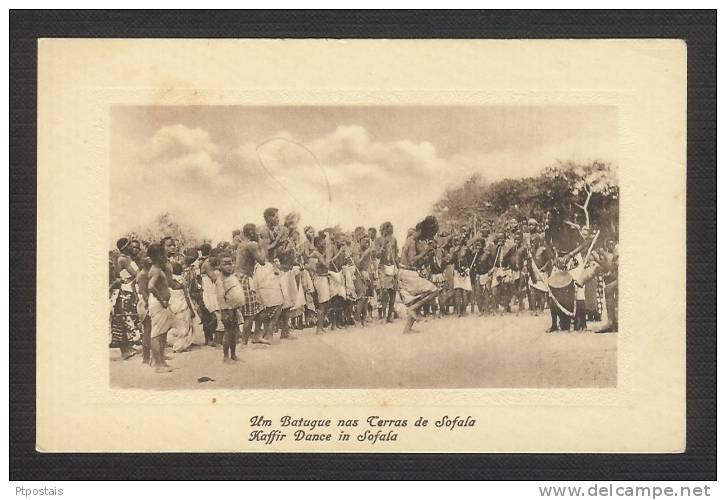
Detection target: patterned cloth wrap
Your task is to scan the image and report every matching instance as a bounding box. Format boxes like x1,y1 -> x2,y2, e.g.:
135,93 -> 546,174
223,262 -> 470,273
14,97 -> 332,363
110,289 -> 141,347
237,274 -> 264,318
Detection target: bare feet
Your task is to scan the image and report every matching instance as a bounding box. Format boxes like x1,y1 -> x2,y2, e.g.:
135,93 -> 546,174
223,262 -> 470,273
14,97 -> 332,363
155,365 -> 173,373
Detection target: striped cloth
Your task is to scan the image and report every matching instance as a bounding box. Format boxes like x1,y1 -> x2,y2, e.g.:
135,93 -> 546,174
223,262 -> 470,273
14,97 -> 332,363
239,275 -> 264,317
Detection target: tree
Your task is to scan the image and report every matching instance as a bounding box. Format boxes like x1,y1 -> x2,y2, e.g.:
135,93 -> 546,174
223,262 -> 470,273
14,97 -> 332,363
431,160 -> 619,238
433,174 -> 492,231
128,212 -> 201,248
544,160 -> 619,234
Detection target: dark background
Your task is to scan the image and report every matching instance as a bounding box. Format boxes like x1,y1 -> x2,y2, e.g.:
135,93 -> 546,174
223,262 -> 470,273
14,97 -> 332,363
10,10 -> 716,480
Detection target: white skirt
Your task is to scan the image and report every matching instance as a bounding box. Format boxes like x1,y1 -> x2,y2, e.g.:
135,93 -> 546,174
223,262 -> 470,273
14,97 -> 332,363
201,275 -> 219,312
453,272 -> 472,291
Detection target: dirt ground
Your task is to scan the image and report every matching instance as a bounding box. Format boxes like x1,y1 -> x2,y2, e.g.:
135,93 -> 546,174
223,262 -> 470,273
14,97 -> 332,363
110,311 -> 617,389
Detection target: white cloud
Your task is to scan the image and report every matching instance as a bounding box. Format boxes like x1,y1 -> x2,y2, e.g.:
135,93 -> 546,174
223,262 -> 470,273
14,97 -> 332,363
112,121 -> 616,245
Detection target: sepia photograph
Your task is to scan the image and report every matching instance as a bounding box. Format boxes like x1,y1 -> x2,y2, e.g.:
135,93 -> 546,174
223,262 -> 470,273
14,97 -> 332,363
108,105 -> 619,390
14,8 -> 712,482
31,33 -> 691,457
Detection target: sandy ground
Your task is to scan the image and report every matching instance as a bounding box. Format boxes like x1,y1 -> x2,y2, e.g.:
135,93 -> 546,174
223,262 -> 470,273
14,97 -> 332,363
110,312 -> 616,389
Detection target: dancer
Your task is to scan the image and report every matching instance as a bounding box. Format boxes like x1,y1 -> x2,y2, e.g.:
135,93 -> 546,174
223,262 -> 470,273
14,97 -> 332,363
398,217 -> 442,334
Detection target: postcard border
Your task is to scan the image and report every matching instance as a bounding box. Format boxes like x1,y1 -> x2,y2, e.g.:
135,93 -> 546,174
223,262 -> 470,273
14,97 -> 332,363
10,9 -> 716,481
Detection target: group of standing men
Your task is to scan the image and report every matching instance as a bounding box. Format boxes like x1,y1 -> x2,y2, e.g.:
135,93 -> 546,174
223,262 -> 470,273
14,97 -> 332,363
109,207 -> 619,373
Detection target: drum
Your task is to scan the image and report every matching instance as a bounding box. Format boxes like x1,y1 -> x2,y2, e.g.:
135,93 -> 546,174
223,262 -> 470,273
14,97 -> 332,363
548,270 -> 575,315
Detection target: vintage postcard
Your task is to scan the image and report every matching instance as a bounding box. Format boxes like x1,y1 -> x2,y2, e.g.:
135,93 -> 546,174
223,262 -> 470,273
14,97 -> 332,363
36,39 -> 686,452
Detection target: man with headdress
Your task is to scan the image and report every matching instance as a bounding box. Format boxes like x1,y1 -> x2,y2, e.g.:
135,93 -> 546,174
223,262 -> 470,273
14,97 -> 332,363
396,217 -> 443,333
256,207 -> 286,338
401,225 -> 432,273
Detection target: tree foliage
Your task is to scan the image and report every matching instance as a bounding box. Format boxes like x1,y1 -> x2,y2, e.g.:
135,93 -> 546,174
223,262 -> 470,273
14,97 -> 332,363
433,161 -> 619,236
126,212 -> 201,248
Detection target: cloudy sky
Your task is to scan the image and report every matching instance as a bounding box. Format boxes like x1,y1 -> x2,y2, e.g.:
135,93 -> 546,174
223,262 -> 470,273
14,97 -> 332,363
111,106 -> 617,244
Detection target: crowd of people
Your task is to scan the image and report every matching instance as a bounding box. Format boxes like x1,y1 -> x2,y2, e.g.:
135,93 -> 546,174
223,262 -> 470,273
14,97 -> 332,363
109,207 -> 619,373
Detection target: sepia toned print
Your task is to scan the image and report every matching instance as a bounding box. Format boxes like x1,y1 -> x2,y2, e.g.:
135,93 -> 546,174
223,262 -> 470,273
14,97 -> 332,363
109,105 -> 619,389
37,39 -> 686,453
